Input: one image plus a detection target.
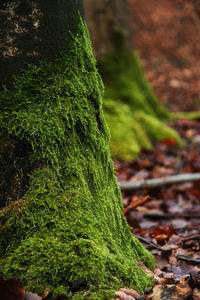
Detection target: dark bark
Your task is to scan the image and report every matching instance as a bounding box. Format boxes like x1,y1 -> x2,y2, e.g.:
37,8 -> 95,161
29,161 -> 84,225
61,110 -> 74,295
0,137 -> 37,208
0,0 -> 84,88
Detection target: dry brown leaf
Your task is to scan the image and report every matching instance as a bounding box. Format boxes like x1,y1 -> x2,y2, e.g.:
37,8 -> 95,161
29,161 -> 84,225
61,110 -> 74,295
115,291 -> 136,300
146,284 -> 165,300
146,279 -> 192,300
119,288 -> 142,299
124,196 -> 150,215
24,292 -> 42,300
175,278 -> 192,298
193,288 -> 200,300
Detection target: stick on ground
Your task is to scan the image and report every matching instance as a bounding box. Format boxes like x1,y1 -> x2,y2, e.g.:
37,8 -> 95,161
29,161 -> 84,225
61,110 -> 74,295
119,173 -> 200,192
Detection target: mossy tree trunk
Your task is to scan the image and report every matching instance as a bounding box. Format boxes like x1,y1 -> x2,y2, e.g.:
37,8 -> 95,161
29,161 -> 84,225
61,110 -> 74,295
0,1 -> 155,298
84,0 -> 182,161
0,0 -> 83,208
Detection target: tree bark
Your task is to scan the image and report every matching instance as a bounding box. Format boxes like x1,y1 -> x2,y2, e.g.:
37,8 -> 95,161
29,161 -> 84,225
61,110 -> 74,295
0,0 -> 83,207
0,0 -> 84,88
84,0 -> 132,57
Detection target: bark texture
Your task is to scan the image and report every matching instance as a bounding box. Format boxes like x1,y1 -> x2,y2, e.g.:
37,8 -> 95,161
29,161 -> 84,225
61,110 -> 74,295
0,0 -> 84,88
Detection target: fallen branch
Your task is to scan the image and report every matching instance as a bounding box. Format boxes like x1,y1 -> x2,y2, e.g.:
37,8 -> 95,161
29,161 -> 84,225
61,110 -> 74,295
119,173 -> 200,192
181,234 -> 200,242
176,254 -> 200,265
144,213 -> 200,220
134,235 -> 170,252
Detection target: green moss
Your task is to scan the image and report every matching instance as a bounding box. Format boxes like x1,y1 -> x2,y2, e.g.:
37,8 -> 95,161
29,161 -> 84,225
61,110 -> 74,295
98,32 -> 170,120
134,112 -> 183,147
173,111 -> 200,120
103,99 -> 182,161
104,99 -> 152,161
0,18 -> 155,299
97,32 -> 182,160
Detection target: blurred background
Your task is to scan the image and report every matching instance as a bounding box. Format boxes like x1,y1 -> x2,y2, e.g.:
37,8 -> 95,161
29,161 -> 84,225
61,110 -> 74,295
84,0 -> 200,111
83,0 -> 200,161
83,3 -> 200,287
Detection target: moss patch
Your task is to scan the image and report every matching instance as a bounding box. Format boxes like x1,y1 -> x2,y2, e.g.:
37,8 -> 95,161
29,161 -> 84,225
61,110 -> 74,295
0,18 -> 155,299
134,111 -> 183,146
103,101 -> 182,161
173,111 -> 200,120
98,32 -> 182,160
103,99 -> 152,161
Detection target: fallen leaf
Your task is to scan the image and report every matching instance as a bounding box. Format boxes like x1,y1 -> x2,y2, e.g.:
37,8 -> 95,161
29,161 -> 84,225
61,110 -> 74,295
24,292 -> 42,300
124,195 -> 151,215
119,288 -> 143,299
161,138 -> 177,146
146,278 -> 192,299
193,288 -> 200,300
115,291 -> 136,300
153,226 -> 175,245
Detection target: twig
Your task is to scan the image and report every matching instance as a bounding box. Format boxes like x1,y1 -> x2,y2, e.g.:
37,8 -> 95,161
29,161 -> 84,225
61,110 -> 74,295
181,234 -> 200,242
123,195 -> 150,215
176,254 -> 200,265
119,173 -> 200,192
134,235 -> 170,252
144,213 -> 200,220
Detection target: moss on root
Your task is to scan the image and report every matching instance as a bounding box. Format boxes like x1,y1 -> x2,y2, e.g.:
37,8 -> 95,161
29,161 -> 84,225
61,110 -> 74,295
103,99 -> 152,161
173,111 -> 200,120
0,18 -> 155,299
103,100 -> 182,161
134,112 -> 183,146
98,32 -> 182,160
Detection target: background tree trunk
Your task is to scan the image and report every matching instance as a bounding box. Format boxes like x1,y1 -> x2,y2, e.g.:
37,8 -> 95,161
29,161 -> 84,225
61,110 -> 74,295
84,0 -> 182,161
84,0 -> 132,57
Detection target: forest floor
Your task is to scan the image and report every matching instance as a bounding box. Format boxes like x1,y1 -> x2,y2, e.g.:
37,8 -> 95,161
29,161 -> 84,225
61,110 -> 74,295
115,118 -> 200,300
114,1 -> 200,299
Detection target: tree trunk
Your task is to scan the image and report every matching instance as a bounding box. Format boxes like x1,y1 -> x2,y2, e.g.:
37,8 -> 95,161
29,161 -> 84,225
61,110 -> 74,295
84,0 -> 182,161
0,1 -> 155,298
84,0 -> 132,57
0,0 -> 84,88
0,0 -> 83,208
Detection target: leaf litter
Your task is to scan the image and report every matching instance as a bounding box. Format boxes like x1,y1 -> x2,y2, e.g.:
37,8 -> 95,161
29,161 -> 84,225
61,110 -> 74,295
114,115 -> 200,299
